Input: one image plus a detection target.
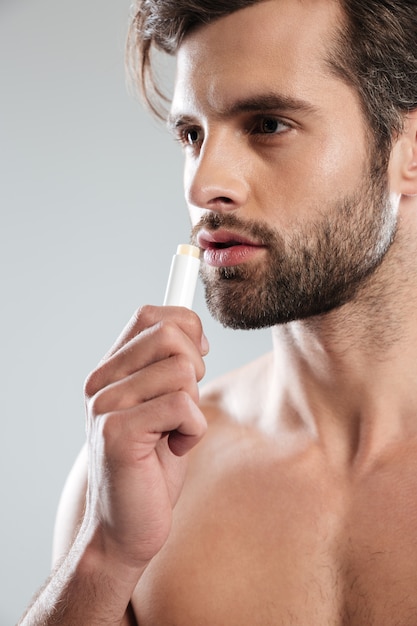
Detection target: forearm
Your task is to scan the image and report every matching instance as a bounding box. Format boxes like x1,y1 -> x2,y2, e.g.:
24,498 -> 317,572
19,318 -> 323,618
19,521 -> 145,626
19,305 -> 208,625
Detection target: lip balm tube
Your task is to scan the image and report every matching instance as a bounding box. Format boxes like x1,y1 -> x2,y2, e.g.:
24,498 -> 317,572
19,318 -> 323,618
163,244 -> 200,309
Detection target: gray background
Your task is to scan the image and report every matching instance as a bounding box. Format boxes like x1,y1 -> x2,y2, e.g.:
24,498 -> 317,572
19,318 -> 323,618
0,1 -> 270,623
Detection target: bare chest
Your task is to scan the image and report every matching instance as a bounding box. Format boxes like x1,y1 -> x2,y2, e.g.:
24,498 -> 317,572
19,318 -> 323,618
132,446 -> 417,626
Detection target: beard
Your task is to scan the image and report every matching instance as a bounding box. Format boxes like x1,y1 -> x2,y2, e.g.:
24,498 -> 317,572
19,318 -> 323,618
191,162 -> 398,330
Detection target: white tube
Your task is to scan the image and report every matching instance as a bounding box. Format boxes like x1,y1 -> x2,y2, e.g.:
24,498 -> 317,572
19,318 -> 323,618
163,244 -> 200,309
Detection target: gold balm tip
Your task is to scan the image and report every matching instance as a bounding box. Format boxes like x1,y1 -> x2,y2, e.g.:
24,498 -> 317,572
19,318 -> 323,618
176,244 -> 200,259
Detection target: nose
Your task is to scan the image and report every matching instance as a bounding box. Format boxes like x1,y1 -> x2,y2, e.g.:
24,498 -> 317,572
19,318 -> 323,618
185,130 -> 249,213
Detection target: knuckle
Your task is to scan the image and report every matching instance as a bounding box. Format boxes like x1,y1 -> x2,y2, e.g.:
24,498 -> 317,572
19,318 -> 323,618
88,388 -> 108,418
177,309 -> 202,340
157,319 -> 181,349
171,389 -> 194,413
84,369 -> 101,399
134,304 -> 157,327
173,353 -> 195,380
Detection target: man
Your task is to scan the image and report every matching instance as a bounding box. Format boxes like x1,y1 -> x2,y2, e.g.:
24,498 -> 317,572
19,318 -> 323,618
20,0 -> 417,624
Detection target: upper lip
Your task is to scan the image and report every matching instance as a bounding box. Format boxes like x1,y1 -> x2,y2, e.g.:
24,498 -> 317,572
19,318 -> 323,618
197,229 -> 264,250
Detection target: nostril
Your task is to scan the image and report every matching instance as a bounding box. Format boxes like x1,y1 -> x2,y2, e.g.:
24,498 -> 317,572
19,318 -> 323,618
216,196 -> 233,203
186,163 -> 249,211
208,196 -> 234,208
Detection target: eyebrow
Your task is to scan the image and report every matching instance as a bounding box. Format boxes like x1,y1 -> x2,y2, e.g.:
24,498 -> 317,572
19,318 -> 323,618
167,92 -> 319,131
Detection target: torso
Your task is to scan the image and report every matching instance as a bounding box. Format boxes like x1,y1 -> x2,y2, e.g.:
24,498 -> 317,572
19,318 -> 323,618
130,358 -> 417,626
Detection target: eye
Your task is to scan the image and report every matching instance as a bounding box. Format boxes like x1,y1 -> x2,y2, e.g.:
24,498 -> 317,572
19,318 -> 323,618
186,128 -> 201,144
176,126 -> 203,147
252,116 -> 290,135
261,118 -> 280,133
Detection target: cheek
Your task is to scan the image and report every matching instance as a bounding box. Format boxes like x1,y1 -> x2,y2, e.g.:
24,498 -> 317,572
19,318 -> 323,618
316,110 -> 372,194
320,139 -> 363,183
289,134 -> 368,206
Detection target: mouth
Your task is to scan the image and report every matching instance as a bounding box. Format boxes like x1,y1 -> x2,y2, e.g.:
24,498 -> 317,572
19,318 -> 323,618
196,229 -> 266,268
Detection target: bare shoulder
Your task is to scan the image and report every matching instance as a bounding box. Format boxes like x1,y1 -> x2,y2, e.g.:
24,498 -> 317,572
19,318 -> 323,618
183,350 -> 281,478
198,350 -> 274,427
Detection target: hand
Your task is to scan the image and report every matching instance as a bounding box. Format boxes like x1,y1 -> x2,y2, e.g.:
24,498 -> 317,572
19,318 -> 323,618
83,305 -> 209,571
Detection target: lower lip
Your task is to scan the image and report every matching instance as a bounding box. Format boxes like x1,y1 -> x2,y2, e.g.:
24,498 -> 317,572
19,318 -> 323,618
203,244 -> 265,267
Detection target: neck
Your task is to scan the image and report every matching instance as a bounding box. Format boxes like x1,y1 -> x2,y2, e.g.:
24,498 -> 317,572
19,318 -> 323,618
270,205 -> 417,468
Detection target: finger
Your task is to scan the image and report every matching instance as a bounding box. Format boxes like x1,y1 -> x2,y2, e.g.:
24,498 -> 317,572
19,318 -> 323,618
89,354 -> 201,415
96,391 -> 208,462
100,305 -> 208,361
85,319 -> 205,398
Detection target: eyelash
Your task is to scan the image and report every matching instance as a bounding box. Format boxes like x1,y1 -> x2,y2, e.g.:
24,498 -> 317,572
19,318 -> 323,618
175,116 -> 292,148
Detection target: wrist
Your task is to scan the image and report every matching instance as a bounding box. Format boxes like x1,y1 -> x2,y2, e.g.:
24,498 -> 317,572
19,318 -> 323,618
18,530 -> 146,626
75,516 -> 150,591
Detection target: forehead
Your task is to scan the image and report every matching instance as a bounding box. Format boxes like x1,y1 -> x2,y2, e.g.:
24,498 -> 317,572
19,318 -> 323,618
172,0 -> 344,115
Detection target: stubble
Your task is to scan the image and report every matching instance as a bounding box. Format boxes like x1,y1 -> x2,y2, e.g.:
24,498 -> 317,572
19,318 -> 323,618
191,165 -> 397,330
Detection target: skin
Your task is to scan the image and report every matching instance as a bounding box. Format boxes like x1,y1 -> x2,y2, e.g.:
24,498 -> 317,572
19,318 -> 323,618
19,0 -> 417,624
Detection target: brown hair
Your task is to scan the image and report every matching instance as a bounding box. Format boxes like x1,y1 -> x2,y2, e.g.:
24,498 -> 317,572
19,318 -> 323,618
329,0 -> 417,157
127,0 -> 417,155
126,0 -> 259,117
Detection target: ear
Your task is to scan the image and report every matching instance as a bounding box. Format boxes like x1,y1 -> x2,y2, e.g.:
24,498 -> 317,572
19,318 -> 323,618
389,109 -> 417,196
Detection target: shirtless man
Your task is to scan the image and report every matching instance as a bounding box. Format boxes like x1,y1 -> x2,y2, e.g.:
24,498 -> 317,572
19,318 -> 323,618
19,0 -> 417,624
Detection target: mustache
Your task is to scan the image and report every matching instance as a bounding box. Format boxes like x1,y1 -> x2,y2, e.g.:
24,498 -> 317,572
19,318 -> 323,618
190,212 -> 278,246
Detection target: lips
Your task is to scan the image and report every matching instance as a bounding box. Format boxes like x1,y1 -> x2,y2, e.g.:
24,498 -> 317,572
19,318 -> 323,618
196,229 -> 266,268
